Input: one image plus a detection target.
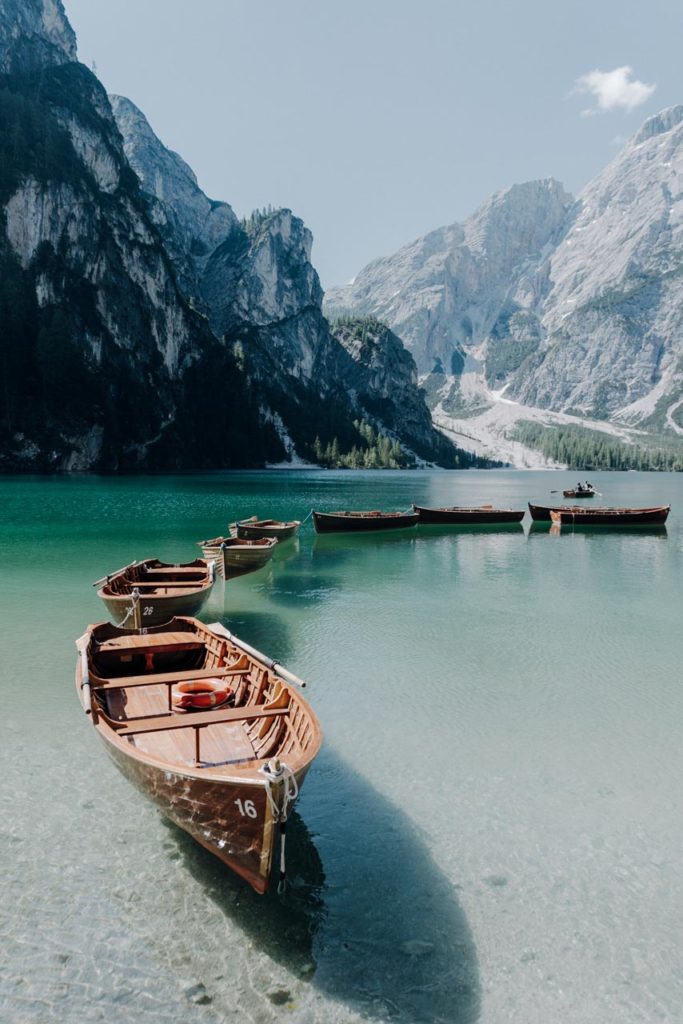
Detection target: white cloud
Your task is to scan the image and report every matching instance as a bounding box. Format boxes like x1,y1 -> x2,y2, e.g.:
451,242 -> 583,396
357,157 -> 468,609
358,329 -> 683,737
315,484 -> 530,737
573,66 -> 656,116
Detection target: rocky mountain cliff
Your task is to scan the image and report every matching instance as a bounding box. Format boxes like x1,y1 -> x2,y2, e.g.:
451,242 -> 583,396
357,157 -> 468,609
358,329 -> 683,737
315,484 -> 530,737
0,0 -> 282,471
0,0 -> 467,470
326,118 -> 683,461
111,95 -> 468,467
330,316 -> 447,457
513,107 -> 683,429
326,180 -> 573,375
0,0 -> 75,73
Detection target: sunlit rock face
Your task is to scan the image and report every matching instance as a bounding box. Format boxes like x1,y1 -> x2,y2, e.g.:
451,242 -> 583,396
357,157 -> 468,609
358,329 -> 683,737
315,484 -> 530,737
514,107 -> 683,425
326,113 -> 683,429
109,95 -> 240,304
0,0 -> 76,73
325,179 -> 573,375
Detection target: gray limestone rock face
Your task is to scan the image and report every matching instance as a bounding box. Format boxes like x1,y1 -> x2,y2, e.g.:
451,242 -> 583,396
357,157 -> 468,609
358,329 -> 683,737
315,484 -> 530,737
326,109 -> 683,430
0,0 -> 464,470
111,95 -> 332,385
112,94 -> 461,464
0,0 -> 76,73
511,106 -> 683,422
330,317 -> 442,456
110,95 -> 239,302
325,180 -> 573,374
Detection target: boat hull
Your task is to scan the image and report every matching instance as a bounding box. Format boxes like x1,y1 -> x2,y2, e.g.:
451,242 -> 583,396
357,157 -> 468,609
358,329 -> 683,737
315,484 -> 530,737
550,506 -> 670,526
100,733 -> 310,892
236,522 -> 300,542
562,490 -> 596,499
413,505 -> 524,524
313,511 -> 419,534
100,587 -> 212,628
200,538 -> 276,579
528,503 -> 587,522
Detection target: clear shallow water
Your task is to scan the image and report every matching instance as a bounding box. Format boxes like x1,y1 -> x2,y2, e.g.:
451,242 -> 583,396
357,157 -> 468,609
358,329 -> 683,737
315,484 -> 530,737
1,469 -> 682,1023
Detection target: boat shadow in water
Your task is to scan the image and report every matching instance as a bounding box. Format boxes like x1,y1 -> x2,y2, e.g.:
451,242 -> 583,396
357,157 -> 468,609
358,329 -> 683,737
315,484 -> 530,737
160,809 -> 326,979
164,747 -> 481,1023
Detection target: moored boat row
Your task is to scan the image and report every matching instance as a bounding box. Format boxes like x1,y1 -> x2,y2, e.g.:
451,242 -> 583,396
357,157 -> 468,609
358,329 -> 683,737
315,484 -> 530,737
77,490 -> 673,894
312,504 -> 526,532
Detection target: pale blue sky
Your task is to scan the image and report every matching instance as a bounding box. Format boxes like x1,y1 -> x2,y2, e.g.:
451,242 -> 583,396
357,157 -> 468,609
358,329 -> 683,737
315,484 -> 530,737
64,0 -> 681,287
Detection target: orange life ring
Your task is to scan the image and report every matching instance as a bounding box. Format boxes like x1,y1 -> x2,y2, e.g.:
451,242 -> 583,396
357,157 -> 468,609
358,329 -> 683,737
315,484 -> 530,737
172,679 -> 229,710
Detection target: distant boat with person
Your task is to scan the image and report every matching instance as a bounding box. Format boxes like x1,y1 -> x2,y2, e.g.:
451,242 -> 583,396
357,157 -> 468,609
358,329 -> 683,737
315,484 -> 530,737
562,482 -> 597,498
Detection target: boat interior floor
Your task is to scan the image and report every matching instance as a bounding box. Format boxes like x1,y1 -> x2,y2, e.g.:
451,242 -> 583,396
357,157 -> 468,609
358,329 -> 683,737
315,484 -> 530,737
93,635 -> 292,772
104,683 -> 276,770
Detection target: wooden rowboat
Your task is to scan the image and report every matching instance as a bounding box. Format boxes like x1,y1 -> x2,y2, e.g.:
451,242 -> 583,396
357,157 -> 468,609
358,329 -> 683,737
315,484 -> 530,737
198,536 -> 277,579
549,505 -> 670,527
413,504 -> 524,525
313,510 -> 419,534
528,502 -> 589,522
75,617 -> 322,894
234,516 -> 301,542
96,559 -> 215,628
562,487 -> 596,498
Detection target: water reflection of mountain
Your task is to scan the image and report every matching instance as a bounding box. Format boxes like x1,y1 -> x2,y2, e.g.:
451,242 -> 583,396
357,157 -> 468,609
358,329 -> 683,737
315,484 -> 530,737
165,746 -> 480,1024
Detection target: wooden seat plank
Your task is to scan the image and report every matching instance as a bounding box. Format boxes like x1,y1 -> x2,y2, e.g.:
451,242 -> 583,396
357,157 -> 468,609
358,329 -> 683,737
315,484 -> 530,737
97,634 -> 203,653
117,705 -> 288,736
95,666 -> 250,690
143,567 -> 207,575
118,581 -> 206,589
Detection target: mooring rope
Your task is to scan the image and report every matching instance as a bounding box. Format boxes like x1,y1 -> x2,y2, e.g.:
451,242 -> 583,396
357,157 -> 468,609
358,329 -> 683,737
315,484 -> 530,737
300,509 -> 314,525
261,759 -> 299,894
116,588 -> 140,629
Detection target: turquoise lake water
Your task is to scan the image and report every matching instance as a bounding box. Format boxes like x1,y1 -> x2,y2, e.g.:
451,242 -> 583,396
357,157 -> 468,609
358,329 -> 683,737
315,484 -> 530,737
1,469 -> 682,1023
